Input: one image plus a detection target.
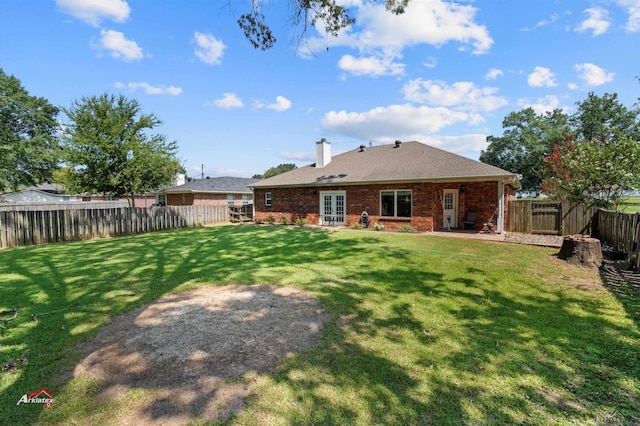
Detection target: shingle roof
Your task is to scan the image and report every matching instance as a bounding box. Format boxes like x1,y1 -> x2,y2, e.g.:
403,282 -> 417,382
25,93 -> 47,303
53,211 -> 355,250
164,177 -> 258,194
251,141 -> 519,188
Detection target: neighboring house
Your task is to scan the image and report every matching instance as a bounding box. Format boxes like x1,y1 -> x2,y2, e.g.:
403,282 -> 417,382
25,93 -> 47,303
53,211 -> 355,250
162,177 -> 258,206
251,139 -> 521,233
0,183 -> 76,203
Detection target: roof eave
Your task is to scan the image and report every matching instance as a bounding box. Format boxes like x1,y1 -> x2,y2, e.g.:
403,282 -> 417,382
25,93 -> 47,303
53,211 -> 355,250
251,174 -> 521,189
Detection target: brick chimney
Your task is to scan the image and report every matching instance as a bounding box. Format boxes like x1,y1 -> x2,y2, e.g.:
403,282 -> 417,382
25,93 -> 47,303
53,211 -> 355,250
315,138 -> 331,168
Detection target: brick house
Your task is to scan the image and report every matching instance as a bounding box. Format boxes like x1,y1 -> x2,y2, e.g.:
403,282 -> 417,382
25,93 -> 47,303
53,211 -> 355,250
250,140 -> 520,233
162,177 -> 258,206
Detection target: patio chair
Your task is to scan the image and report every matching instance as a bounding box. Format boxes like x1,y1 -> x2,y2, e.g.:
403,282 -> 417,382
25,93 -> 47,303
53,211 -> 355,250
463,212 -> 478,230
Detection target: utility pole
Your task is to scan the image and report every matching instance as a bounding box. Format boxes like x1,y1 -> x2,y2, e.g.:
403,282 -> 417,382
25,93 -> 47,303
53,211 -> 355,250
201,164 -> 204,179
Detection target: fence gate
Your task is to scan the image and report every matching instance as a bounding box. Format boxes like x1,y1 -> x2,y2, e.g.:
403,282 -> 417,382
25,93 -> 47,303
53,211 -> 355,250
531,202 -> 562,235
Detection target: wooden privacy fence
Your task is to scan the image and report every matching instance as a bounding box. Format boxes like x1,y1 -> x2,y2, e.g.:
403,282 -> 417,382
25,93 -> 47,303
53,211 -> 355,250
595,209 -> 640,271
0,205 -> 229,248
507,200 -> 598,235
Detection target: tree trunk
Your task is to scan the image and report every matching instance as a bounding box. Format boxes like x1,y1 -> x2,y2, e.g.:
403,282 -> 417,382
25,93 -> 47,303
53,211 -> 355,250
558,234 -> 602,269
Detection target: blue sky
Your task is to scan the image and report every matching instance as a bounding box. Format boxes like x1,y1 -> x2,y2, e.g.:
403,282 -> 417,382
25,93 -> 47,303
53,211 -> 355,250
1,0 -> 639,179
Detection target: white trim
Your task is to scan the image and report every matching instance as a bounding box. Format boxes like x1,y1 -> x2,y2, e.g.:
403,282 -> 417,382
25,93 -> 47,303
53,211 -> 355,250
497,183 -> 504,233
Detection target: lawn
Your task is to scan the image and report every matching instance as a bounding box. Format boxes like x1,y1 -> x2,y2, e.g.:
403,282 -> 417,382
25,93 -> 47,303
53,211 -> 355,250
1,225 -> 638,425
619,196 -> 640,213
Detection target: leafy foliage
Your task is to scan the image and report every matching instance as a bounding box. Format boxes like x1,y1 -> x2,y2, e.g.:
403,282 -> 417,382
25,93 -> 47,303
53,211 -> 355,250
480,108 -> 570,191
0,69 -> 61,192
61,93 -> 183,205
483,92 -> 640,206
540,133 -> 640,208
253,163 -> 297,179
571,92 -> 640,143
236,0 -> 410,50
537,93 -> 640,208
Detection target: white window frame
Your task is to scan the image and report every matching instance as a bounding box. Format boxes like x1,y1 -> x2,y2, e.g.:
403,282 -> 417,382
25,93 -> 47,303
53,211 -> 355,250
380,190 -> 412,218
242,194 -> 249,205
227,194 -> 235,205
265,192 -> 272,207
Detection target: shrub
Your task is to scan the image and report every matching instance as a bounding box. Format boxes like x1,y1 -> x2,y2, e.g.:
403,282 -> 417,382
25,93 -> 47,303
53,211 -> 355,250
351,223 -> 364,229
397,224 -> 414,233
280,213 -> 289,225
294,217 -> 307,227
267,213 -> 276,224
373,222 -> 385,231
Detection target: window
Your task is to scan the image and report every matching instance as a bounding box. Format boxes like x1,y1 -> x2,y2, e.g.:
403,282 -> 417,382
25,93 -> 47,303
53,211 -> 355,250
265,192 -> 272,207
242,194 -> 249,205
380,190 -> 411,218
227,194 -> 235,205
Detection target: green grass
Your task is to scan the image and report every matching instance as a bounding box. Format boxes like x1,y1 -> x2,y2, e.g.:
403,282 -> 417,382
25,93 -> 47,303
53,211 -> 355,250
1,225 -> 638,425
619,196 -> 640,212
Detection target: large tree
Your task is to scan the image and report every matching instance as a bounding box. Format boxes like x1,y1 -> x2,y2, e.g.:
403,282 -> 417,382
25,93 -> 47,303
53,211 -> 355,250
571,92 -> 640,143
479,108 -> 570,192
236,0 -> 410,50
0,68 -> 61,193
62,93 -> 183,206
252,163 -> 297,179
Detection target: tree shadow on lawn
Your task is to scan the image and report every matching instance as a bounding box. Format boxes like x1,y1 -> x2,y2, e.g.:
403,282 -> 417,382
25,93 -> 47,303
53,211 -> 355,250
251,257 -> 640,424
3,227 -> 637,424
429,267 -> 640,424
0,225 -> 370,424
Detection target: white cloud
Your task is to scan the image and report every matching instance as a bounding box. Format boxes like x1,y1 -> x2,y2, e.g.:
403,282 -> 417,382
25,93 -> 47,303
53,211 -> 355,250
616,0 -> 640,31
279,151 -> 315,162
423,57 -> 437,68
91,29 -> 143,61
210,93 -> 243,109
269,96 -> 292,111
56,0 -> 130,26
418,133 -> 490,155
321,104 -> 475,142
527,66 -> 557,87
575,7 -> 610,36
194,32 -> 226,65
338,54 -> 405,76
402,79 -> 508,112
485,68 -> 503,80
537,13 -> 560,29
115,81 -> 181,95
301,0 -> 493,59
255,96 -> 292,112
574,63 -> 615,86
517,95 -> 566,115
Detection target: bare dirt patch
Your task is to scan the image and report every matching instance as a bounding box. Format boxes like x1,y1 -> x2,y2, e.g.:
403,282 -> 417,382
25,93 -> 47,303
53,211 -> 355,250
72,285 -> 330,424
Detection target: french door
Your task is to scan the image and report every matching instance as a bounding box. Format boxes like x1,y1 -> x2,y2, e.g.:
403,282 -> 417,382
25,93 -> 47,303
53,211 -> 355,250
320,191 -> 345,225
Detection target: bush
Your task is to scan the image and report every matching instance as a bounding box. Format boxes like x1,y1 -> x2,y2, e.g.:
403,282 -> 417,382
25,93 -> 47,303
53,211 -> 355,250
267,213 -> 276,224
351,223 -> 364,229
373,222 -> 385,231
280,213 -> 289,225
397,224 -> 414,233
294,217 -> 307,227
